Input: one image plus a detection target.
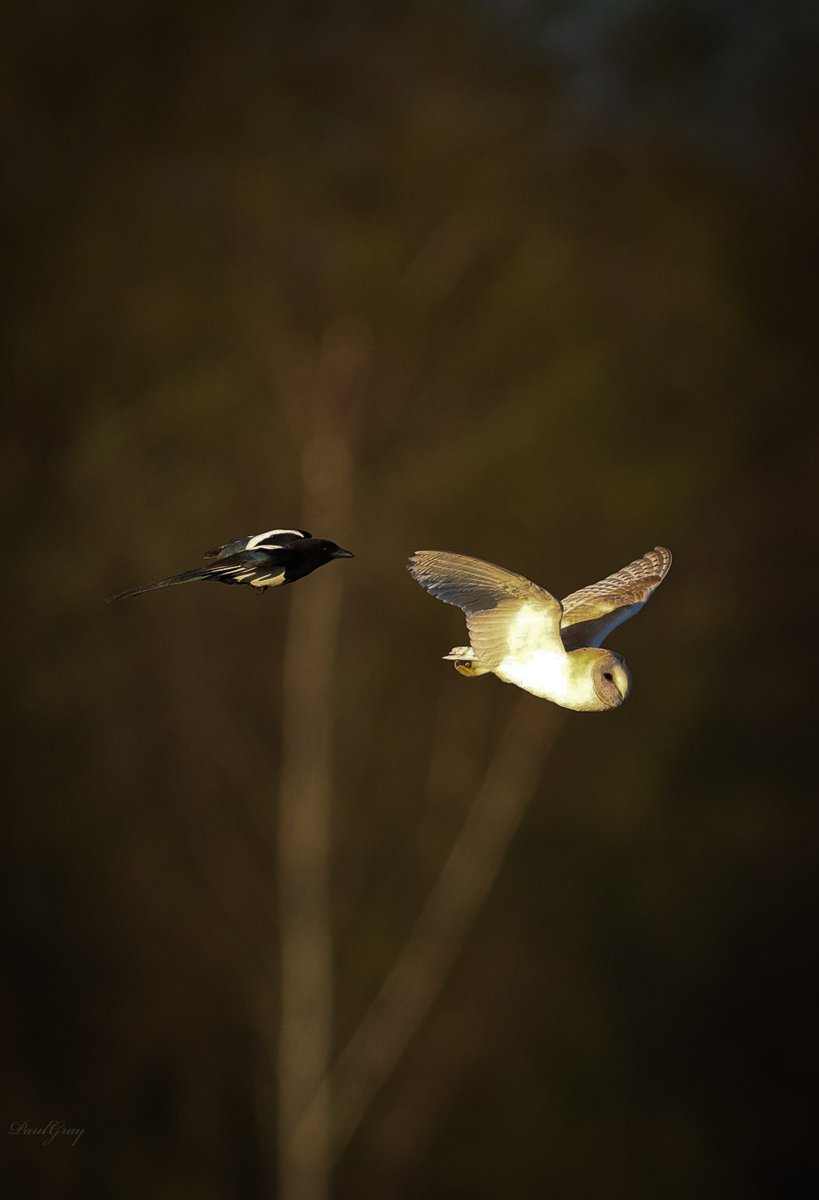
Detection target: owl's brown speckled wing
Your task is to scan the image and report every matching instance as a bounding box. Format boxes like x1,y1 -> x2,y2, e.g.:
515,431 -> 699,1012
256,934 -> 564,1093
559,547 -> 672,651
407,550 -> 563,670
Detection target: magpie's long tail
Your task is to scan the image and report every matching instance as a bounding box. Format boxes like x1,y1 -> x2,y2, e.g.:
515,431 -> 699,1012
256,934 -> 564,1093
104,568 -> 209,603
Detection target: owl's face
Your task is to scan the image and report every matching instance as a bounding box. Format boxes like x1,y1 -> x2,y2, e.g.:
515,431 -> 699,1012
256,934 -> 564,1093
592,651 -> 632,709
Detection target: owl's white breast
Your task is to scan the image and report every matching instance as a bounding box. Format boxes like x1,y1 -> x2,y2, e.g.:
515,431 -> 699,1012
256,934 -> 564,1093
495,648 -> 577,704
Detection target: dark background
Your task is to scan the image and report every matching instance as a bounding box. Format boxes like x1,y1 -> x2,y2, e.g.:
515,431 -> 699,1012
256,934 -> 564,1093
4,1 -> 818,1196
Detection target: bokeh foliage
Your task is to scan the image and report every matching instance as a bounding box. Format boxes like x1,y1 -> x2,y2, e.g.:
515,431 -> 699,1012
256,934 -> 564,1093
4,2 -> 818,1197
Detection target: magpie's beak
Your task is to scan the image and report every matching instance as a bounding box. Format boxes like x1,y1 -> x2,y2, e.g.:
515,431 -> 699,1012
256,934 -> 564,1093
332,547 -> 355,559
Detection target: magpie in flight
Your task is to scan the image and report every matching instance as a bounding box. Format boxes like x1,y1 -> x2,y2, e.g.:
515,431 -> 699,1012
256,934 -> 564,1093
408,547 -> 671,712
105,529 -> 354,602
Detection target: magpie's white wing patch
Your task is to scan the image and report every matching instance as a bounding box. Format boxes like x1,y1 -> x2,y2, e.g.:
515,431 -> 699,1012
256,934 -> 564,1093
560,546 -> 671,650
205,529 -> 311,557
408,551 -> 563,670
245,528 -> 311,550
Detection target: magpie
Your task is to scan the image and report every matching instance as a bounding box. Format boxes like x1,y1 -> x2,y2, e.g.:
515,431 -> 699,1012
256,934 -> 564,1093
105,529 -> 354,602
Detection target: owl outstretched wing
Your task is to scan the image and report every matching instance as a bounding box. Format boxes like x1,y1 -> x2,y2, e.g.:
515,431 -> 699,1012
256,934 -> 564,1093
559,546 -> 672,651
408,551 -> 563,669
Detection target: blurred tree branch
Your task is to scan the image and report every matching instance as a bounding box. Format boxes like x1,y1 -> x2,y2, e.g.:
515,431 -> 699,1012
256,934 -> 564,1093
295,693 -> 563,1162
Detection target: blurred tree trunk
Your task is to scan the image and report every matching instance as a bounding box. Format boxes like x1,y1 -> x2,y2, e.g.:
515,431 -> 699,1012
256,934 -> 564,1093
276,326 -> 362,1200
277,551 -> 339,1200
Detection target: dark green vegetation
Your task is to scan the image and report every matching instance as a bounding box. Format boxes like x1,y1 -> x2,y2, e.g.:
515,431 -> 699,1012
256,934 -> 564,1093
4,2 -> 818,1197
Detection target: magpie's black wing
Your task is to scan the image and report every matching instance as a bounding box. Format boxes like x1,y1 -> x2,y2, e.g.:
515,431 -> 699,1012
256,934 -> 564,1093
201,548 -> 295,584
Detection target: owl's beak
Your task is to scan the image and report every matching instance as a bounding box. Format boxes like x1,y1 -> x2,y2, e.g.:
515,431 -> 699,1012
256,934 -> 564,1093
612,663 -> 631,700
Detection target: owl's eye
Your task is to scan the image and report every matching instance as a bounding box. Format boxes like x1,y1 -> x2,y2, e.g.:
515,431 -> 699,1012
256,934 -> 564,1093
603,671 -> 613,682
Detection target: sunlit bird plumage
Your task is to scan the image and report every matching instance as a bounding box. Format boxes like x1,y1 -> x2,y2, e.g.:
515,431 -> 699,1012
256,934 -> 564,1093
105,528 -> 354,602
407,547 -> 671,712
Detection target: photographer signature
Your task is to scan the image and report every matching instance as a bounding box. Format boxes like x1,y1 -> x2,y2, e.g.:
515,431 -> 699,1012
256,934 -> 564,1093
8,1120 -> 85,1147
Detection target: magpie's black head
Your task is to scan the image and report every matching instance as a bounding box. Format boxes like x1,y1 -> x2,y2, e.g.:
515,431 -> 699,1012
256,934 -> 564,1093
316,539 -> 354,561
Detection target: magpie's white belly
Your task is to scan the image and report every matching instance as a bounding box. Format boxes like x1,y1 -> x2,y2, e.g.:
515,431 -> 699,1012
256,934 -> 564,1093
495,649 -> 577,704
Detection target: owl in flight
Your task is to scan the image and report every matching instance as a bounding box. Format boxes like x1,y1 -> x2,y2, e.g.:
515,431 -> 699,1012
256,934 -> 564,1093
407,547 -> 671,712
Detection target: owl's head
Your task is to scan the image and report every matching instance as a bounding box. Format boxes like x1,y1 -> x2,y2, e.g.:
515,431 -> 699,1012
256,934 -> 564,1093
591,650 -> 632,709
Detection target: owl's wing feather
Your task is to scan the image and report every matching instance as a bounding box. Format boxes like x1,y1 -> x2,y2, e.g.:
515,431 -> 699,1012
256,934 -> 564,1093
560,546 -> 672,650
408,551 -> 563,669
